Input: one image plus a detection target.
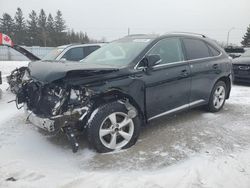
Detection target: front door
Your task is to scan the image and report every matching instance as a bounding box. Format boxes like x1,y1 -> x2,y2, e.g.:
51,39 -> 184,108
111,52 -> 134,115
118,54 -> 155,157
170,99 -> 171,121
140,37 -> 191,120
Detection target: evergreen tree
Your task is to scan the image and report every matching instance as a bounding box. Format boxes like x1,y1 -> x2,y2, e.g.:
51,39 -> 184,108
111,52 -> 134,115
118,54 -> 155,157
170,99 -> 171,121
83,32 -> 90,43
70,29 -> 77,43
241,25 -> 250,47
54,10 -> 66,45
0,9 -> 95,46
46,13 -> 55,46
0,13 -> 15,37
26,10 -> 39,46
54,10 -> 66,32
14,8 -> 26,44
65,30 -> 90,44
38,9 -> 47,46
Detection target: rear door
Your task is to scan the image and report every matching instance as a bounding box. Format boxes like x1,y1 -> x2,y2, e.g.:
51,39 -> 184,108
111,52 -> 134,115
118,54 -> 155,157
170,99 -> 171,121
182,38 -> 222,103
140,37 -> 191,120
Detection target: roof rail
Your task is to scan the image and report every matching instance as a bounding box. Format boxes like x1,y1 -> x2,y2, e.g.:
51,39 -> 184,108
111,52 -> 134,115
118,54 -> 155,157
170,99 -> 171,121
126,34 -> 148,37
166,31 -> 207,38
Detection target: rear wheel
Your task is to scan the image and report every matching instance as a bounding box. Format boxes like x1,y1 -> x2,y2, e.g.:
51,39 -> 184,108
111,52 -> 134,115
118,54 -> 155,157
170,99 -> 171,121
207,81 -> 227,112
87,101 -> 141,153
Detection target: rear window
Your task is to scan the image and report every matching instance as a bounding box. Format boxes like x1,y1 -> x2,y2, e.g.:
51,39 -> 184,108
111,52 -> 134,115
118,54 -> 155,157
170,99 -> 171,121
183,38 -> 210,60
208,44 -> 220,56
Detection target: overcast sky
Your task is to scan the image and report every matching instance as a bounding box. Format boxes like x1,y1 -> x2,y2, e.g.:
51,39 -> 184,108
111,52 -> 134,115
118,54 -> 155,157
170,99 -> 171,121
1,0 -> 249,45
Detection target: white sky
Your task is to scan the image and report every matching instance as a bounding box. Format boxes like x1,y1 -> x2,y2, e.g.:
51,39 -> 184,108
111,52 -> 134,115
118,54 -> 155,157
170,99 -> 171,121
1,0 -> 249,45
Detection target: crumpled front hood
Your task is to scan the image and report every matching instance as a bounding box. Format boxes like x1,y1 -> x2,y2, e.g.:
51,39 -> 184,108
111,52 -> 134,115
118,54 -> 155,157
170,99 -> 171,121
28,61 -> 119,83
232,57 -> 250,65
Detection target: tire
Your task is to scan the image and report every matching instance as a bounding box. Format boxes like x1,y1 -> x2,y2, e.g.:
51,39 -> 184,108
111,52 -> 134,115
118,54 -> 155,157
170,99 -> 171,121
87,101 -> 141,153
207,81 -> 227,112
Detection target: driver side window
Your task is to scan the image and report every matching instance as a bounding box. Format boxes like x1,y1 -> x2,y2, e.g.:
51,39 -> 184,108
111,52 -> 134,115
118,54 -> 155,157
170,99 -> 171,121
148,38 -> 184,65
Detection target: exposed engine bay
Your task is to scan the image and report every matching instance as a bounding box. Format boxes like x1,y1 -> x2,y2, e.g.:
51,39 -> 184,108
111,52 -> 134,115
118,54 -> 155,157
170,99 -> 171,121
7,67 -> 28,94
4,44 -> 40,94
16,73 -> 97,152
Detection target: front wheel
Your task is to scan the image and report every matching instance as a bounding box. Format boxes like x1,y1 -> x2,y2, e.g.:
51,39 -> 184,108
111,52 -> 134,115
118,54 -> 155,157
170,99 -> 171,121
207,81 -> 227,112
87,101 -> 141,153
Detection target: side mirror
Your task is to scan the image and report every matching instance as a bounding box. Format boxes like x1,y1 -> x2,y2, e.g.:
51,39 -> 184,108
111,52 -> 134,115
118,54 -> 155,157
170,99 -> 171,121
146,54 -> 161,67
139,54 -> 161,69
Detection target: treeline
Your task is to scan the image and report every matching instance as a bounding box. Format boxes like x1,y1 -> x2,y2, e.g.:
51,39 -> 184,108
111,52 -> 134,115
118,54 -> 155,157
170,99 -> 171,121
0,8 -> 93,47
241,25 -> 250,47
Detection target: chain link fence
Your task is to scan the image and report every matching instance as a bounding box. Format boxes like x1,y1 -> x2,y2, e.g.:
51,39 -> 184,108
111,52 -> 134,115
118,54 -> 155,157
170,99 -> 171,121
0,46 -> 55,61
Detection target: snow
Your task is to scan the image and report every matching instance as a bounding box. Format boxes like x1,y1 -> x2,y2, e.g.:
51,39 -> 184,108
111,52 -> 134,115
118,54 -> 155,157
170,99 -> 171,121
0,61 -> 29,77
0,61 -> 250,188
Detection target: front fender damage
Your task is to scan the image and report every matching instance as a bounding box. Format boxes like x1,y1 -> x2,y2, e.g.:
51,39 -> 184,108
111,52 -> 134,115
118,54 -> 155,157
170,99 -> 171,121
17,80 -> 139,153
16,81 -> 96,152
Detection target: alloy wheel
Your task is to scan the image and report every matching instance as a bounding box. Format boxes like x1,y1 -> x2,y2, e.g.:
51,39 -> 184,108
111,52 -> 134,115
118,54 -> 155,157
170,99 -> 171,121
99,112 -> 134,150
213,85 -> 226,109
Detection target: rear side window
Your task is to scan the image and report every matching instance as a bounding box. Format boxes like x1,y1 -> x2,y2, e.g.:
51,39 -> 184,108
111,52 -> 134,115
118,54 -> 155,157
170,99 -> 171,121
84,46 -> 100,57
183,38 -> 210,60
148,38 -> 184,64
207,44 -> 221,56
62,47 -> 84,61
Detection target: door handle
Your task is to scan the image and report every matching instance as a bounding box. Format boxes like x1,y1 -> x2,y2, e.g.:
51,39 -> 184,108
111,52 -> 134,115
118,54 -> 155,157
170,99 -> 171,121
180,69 -> 189,77
213,64 -> 219,69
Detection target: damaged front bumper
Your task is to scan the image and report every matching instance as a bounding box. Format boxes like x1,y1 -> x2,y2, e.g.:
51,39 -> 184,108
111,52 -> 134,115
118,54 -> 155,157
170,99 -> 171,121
27,112 -> 57,133
25,105 -> 89,133
18,80 -> 94,152
24,105 -> 90,153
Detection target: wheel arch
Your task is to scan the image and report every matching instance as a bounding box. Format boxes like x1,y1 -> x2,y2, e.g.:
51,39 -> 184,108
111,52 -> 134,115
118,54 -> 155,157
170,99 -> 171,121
93,89 -> 146,123
216,75 -> 231,99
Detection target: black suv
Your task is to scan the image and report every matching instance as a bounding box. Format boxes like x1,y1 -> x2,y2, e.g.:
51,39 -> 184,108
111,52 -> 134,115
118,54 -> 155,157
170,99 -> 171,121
16,33 -> 232,153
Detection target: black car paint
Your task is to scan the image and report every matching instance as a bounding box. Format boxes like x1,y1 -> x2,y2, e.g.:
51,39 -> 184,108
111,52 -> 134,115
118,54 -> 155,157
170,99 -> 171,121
23,34 -> 231,123
143,61 -> 191,118
232,57 -> 250,83
28,61 -> 119,84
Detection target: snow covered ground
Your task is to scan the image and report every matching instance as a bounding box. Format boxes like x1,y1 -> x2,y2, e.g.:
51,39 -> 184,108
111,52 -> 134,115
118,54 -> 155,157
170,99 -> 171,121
0,61 -> 29,78
0,61 -> 250,188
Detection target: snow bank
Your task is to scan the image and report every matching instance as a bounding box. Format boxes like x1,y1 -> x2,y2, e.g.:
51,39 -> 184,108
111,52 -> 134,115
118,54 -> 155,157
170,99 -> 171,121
1,142 -> 250,188
61,149 -> 250,188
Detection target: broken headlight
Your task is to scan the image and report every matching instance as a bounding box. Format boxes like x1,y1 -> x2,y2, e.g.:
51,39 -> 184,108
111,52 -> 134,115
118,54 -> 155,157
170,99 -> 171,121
22,69 -> 30,82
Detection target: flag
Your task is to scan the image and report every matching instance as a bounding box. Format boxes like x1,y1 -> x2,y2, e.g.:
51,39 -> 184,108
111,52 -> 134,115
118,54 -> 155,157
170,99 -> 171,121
0,33 -> 13,46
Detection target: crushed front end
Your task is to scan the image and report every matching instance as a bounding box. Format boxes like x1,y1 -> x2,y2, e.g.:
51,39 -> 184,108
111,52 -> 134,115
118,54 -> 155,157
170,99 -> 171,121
7,67 -> 28,94
16,76 -> 95,152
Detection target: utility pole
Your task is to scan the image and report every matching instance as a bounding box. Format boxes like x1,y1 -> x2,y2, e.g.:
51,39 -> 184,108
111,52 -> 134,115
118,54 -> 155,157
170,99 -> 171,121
227,27 -> 235,46
128,28 -> 130,36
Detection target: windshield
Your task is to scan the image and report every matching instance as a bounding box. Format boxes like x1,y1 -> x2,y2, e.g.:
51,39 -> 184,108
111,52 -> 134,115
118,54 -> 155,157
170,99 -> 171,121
42,47 -> 64,60
241,49 -> 250,57
81,38 -> 153,67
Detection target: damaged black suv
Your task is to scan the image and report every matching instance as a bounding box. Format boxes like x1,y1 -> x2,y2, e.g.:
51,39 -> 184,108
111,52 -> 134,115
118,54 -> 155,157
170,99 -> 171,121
16,33 -> 232,153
